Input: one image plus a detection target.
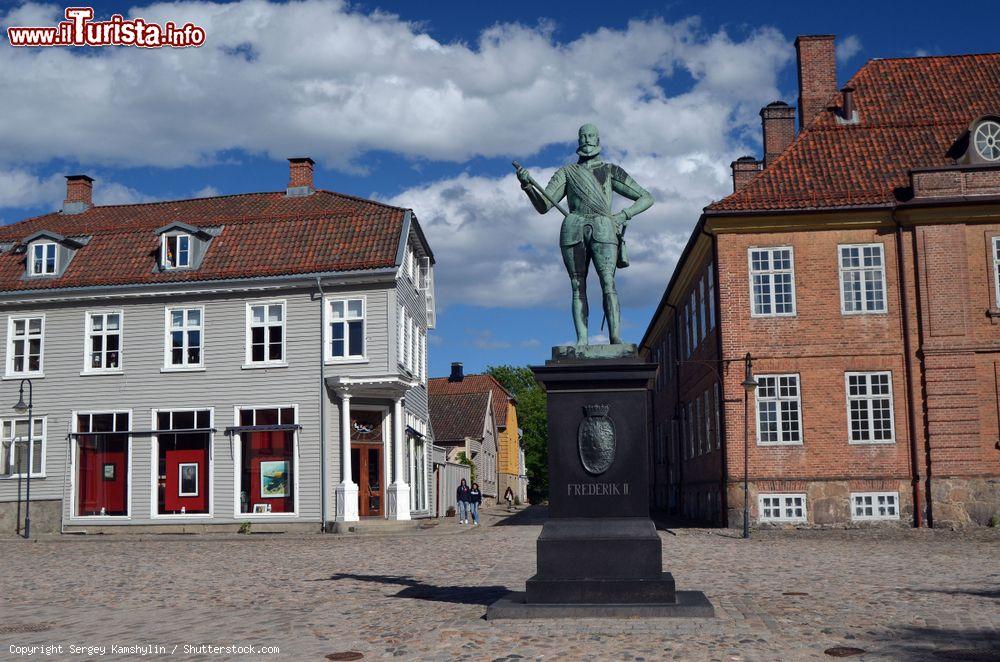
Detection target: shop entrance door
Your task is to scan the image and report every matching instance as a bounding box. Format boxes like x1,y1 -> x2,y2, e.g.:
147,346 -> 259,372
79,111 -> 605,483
350,444 -> 383,517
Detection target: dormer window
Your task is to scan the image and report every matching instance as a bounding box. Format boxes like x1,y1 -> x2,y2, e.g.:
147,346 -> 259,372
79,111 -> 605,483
162,233 -> 191,270
974,119 -> 1000,162
30,242 -> 57,276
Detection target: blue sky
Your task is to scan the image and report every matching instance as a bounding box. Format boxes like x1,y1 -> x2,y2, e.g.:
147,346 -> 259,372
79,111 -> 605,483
1,0 -> 995,377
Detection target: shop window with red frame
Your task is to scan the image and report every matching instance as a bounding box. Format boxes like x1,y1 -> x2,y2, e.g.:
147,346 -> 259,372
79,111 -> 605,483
157,410 -> 211,515
76,412 -> 129,516
238,407 -> 295,514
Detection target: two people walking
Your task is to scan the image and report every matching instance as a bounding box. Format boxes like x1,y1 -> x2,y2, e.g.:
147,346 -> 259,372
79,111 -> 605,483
456,478 -> 481,526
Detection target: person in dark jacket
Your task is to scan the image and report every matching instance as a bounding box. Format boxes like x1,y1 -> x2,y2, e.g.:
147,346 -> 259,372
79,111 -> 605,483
503,486 -> 514,512
469,482 -> 483,526
456,478 -> 471,524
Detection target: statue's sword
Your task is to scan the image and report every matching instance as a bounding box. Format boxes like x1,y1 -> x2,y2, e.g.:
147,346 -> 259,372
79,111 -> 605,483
512,161 -> 569,217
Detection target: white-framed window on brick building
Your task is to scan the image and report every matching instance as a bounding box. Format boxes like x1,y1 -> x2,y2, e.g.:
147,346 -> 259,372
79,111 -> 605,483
839,244 -> 886,314
713,382 -> 722,450
698,277 -> 707,342
6,316 -> 44,377
992,237 -> 1000,306
851,491 -> 899,520
755,374 -> 802,445
748,247 -> 796,317
707,262 -> 716,331
703,389 -> 712,453
846,372 -> 895,443
245,301 -> 285,366
759,494 -> 806,522
690,291 -> 699,348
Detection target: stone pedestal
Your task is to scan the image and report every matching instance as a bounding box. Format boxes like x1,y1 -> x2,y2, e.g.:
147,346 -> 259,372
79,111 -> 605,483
487,350 -> 714,619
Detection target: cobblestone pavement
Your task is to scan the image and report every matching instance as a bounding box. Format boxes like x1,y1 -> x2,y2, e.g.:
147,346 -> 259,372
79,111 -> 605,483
1,507 -> 999,661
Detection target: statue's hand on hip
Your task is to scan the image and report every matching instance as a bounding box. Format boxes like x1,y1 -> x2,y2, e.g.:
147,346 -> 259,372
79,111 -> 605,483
612,211 -> 628,232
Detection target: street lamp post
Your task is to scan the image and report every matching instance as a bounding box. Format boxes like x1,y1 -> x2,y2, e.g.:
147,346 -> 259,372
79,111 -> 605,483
740,353 -> 757,540
14,379 -> 33,539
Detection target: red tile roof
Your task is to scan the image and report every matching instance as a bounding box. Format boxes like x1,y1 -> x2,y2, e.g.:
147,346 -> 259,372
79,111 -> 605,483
0,190 -> 409,291
428,391 -> 490,445
428,374 -> 515,429
708,53 -> 1000,213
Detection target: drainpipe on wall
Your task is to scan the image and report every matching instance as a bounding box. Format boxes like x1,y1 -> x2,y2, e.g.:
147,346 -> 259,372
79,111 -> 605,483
891,213 -> 925,528
316,276 -> 328,532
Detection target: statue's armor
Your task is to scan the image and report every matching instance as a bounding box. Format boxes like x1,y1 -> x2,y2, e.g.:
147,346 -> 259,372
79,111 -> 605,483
541,162 -> 642,247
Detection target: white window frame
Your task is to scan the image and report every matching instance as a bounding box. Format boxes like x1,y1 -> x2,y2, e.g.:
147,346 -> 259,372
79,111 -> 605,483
160,232 -> 192,270
707,262 -> 716,331
0,416 -> 47,478
82,310 -> 124,375
232,404 -> 300,519
845,371 -> 896,444
839,243 -> 887,315
992,237 -> 1000,307
758,493 -> 807,523
149,407 -> 215,519
29,241 -> 57,276
325,296 -> 367,363
244,300 -> 286,368
5,315 -> 45,378
748,246 -> 797,317
850,491 -> 900,521
163,306 -> 205,371
69,409 -> 133,520
755,373 -> 803,446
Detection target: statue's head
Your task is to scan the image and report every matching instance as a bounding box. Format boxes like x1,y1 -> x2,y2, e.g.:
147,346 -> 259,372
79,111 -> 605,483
577,123 -> 601,158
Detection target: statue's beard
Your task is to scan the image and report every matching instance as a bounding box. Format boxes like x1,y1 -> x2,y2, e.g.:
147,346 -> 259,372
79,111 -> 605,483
577,143 -> 601,159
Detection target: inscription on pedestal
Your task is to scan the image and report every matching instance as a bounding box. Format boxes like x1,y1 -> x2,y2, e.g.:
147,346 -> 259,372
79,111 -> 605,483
567,482 -> 630,496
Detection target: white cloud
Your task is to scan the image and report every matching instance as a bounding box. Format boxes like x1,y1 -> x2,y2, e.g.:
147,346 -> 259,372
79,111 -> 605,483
467,328 -> 511,349
192,185 -> 221,198
0,2 -> 790,170
836,35 -> 863,64
0,168 -> 64,210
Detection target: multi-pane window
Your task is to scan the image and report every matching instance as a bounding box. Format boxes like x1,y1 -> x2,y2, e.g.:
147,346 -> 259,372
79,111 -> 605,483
30,242 -> 57,276
851,492 -> 899,520
328,298 -> 365,360
0,417 -> 45,478
840,244 -> 886,313
165,308 -> 203,368
846,372 -> 895,443
237,406 -> 297,515
155,410 -> 212,516
713,383 -> 722,450
756,374 -> 802,445
6,316 -> 43,375
690,292 -> 699,349
698,277 -> 707,342
759,494 -> 806,522
686,402 -> 694,459
75,412 -> 130,517
162,233 -> 191,269
247,302 -> 284,365
749,247 -> 796,316
993,238 -> 1000,306
707,262 -> 716,331
86,312 -> 122,372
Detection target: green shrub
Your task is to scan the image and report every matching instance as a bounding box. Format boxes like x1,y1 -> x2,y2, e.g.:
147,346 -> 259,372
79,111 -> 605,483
989,515 -> 999,528
238,521 -> 252,534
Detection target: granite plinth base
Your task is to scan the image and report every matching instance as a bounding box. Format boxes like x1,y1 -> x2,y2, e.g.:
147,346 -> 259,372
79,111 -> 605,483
526,572 -> 676,604
535,518 -> 663,579
486,590 -> 715,620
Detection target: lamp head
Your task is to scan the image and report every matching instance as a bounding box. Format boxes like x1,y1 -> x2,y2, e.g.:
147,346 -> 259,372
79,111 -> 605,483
13,388 -> 27,413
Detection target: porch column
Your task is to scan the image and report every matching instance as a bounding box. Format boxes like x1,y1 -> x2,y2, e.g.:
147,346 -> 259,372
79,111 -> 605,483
334,391 -> 359,522
386,396 -> 411,520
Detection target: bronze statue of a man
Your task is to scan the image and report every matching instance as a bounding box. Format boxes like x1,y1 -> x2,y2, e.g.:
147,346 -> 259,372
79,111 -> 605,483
515,124 -> 653,346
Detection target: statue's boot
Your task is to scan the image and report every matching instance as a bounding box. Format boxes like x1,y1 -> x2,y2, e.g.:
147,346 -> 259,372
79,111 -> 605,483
604,291 -> 621,344
572,288 -> 589,345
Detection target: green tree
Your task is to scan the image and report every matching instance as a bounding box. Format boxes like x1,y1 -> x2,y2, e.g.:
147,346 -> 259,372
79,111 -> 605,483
487,365 -> 549,503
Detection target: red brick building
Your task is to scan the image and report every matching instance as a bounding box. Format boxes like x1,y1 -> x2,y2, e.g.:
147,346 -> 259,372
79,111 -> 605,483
640,35 -> 1000,528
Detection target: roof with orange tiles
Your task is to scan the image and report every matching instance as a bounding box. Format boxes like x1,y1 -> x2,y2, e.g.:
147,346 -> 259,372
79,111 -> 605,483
707,53 -> 1000,214
0,190 -> 423,292
428,374 -> 515,429
428,391 -> 491,446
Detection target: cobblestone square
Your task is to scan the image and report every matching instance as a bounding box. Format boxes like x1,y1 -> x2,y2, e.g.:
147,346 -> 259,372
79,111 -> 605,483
2,508 -> 998,661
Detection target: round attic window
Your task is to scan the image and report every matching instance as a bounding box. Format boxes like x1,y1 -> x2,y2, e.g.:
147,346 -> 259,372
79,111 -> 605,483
973,120 -> 1000,161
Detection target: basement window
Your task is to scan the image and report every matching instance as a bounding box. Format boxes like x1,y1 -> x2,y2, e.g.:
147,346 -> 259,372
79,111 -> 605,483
851,492 -> 899,520
759,494 -> 806,522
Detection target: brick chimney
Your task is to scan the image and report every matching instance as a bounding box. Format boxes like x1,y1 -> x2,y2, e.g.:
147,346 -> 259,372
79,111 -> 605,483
63,174 -> 94,214
286,157 -> 314,197
760,101 -> 796,167
449,362 -> 464,382
730,156 -> 761,192
795,35 -> 837,130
